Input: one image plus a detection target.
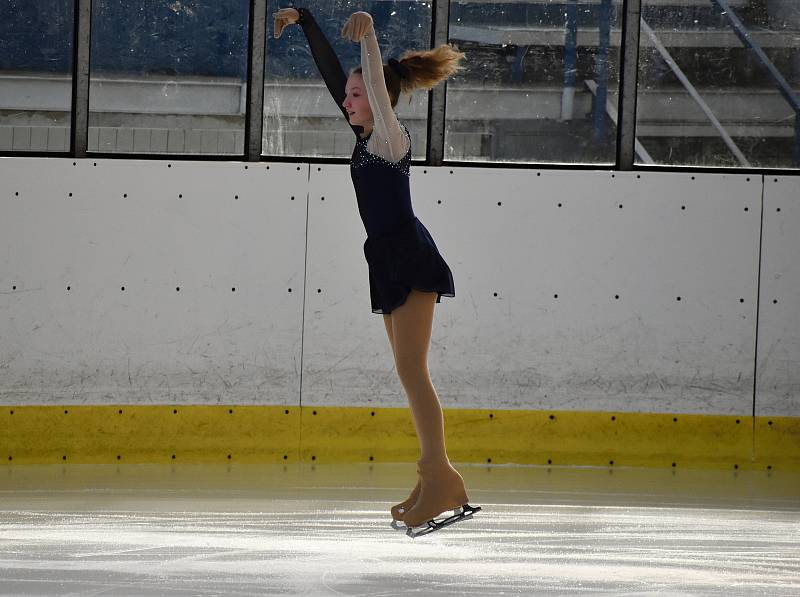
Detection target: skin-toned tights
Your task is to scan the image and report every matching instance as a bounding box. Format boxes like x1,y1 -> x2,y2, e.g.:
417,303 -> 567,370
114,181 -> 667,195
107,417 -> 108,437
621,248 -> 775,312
383,289 -> 449,465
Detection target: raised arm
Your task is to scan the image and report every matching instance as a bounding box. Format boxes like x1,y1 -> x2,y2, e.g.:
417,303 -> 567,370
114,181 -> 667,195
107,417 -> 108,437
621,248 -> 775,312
360,25 -> 410,162
275,7 -> 360,136
342,12 -> 410,162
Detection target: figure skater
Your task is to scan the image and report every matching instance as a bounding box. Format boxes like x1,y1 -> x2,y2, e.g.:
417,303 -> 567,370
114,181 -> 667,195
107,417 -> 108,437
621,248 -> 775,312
274,6 -> 472,530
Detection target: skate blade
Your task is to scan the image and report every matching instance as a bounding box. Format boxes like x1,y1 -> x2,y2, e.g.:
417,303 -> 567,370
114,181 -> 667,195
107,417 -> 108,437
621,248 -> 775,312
404,504 -> 481,538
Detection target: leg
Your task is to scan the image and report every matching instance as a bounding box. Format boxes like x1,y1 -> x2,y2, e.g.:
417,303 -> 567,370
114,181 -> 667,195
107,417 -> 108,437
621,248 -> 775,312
383,311 -> 420,521
382,313 -> 395,358
390,289 -> 447,463
390,290 -> 468,527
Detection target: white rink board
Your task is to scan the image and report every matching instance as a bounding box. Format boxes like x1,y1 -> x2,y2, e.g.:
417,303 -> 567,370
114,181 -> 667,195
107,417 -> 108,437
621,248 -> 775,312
301,165 -> 403,405
0,158 -> 307,405
303,167 -> 762,414
757,176 -> 800,417
1,158 -> 796,417
407,169 -> 762,413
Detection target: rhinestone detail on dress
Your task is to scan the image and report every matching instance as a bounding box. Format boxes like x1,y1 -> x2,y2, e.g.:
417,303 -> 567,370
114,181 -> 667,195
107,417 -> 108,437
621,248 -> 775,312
352,123 -> 411,176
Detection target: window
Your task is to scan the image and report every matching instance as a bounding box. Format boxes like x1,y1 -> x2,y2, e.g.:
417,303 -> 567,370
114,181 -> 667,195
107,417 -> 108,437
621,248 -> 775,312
0,0 -> 74,152
445,0 -> 621,164
636,0 -> 799,168
88,0 -> 250,155
262,0 -> 432,158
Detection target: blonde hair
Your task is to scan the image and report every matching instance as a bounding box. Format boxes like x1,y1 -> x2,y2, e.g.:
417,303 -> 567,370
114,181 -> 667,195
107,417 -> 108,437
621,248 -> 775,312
353,44 -> 466,108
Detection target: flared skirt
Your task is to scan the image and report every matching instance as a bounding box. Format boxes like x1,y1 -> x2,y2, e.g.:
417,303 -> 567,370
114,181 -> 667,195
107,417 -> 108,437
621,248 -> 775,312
362,216 -> 456,315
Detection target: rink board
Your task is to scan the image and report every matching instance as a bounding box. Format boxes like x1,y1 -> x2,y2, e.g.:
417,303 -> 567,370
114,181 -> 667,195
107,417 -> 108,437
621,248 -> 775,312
758,176 -> 800,417
2,405 -> 797,471
0,158 -> 306,406
303,166 -> 762,415
0,158 -> 798,469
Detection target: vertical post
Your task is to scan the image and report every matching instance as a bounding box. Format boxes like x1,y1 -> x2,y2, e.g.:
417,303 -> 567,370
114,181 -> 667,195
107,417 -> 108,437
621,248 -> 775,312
616,0 -> 642,170
593,0 -> 611,142
562,0 -> 578,121
795,111 -> 800,168
71,0 -> 92,157
427,0 -> 449,166
246,0 -> 268,161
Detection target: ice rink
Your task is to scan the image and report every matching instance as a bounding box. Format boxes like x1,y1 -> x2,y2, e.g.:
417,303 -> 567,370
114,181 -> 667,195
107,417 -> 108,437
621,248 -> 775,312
1,463 -> 798,595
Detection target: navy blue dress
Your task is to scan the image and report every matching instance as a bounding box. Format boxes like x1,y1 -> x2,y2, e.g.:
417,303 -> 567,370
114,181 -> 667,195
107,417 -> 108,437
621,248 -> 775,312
298,8 -> 455,315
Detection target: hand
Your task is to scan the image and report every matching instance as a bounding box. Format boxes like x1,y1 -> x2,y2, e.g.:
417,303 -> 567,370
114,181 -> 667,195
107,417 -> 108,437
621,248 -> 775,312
341,11 -> 373,42
273,7 -> 299,39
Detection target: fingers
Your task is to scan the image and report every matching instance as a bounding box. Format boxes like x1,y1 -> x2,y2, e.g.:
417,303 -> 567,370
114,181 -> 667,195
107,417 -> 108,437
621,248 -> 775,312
341,12 -> 372,41
272,8 -> 298,39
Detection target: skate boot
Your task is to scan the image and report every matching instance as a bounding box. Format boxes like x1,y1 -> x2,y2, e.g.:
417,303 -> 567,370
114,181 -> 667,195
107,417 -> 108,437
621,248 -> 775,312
391,476 -> 421,521
401,459 -> 469,529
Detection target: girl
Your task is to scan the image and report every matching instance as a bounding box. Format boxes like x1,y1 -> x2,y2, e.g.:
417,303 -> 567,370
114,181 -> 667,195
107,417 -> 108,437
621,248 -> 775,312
273,6 -> 470,530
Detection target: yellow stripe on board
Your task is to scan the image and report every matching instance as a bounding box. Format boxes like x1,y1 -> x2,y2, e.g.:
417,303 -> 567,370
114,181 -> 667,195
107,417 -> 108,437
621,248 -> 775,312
1,406 -> 797,471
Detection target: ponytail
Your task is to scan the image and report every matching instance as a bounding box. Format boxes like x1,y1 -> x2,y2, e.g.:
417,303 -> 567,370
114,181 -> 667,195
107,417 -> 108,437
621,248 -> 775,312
353,44 -> 466,108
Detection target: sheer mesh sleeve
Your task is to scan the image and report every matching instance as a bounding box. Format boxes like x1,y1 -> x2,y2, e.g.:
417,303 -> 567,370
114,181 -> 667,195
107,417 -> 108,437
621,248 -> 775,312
360,28 -> 410,163
297,7 -> 361,137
